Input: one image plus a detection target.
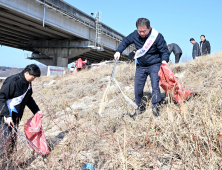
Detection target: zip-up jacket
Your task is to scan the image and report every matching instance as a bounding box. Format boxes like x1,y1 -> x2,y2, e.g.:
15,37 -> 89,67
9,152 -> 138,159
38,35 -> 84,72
116,28 -> 170,67
0,71 -> 39,124
199,39 -> 211,55
168,43 -> 182,55
192,42 -> 199,58
75,58 -> 85,69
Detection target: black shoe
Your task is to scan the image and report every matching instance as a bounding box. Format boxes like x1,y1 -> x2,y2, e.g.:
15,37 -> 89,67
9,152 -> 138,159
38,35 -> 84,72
130,105 -> 146,120
152,106 -> 160,117
138,105 -> 146,112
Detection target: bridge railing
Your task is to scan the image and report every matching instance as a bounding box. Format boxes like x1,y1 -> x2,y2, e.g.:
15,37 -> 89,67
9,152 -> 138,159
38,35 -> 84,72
35,0 -> 135,50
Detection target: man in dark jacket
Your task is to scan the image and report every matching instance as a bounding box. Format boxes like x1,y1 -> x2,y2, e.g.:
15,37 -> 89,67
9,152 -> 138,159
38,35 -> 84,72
0,64 -> 41,159
199,35 -> 210,56
114,18 -> 169,117
168,43 -> 182,63
190,38 -> 199,59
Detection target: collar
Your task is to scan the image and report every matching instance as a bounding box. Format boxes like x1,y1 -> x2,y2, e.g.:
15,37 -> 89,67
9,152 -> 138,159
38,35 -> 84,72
146,28 -> 152,38
19,71 -> 30,85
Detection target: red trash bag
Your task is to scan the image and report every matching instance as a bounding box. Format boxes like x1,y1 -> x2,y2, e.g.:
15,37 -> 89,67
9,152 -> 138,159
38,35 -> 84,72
24,112 -> 49,155
158,63 -> 194,103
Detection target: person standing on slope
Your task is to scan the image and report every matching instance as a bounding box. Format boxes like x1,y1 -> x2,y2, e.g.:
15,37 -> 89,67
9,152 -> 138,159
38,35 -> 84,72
114,18 -> 170,117
168,43 -> 183,63
190,38 -> 200,59
0,64 -> 42,158
199,35 -> 211,56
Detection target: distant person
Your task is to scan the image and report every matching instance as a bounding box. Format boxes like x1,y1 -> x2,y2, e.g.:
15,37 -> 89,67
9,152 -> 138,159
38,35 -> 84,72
70,64 -> 75,73
199,35 -> 210,56
168,43 -> 182,63
0,64 -> 42,159
190,38 -> 200,59
84,59 -> 90,65
83,59 -> 90,69
75,58 -> 86,71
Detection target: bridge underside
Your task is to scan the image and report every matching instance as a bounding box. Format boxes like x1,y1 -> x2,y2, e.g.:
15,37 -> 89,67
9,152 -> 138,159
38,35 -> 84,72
0,2 -> 131,67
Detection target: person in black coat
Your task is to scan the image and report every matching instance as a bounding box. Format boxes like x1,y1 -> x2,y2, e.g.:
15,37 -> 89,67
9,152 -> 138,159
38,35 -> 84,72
199,35 -> 211,56
168,43 -> 183,63
0,64 -> 42,158
190,38 -> 200,59
114,18 -> 170,117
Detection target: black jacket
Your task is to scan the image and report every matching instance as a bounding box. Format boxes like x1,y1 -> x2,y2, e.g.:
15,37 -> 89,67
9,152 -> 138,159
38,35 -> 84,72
116,28 -> 170,67
192,42 -> 199,59
0,71 -> 39,124
199,39 -> 210,55
168,43 -> 182,55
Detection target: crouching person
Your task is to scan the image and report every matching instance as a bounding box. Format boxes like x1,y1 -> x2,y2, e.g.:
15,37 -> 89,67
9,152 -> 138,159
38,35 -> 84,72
114,18 -> 170,117
0,64 -> 42,160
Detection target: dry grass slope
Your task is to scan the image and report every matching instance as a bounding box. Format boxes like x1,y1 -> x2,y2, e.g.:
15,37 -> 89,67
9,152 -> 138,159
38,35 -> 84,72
1,53 -> 222,169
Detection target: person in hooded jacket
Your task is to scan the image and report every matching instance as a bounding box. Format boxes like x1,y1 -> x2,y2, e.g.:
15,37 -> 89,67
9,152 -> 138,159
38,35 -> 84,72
75,58 -> 86,71
0,64 -> 42,158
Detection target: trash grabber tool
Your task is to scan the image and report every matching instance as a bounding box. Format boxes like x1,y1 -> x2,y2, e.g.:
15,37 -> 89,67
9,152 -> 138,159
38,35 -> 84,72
98,59 -> 118,116
113,78 -> 138,109
111,59 -> 118,78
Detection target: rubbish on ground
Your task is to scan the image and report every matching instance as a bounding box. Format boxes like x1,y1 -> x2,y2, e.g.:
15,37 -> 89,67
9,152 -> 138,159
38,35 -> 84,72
81,163 -> 94,170
100,76 -> 111,82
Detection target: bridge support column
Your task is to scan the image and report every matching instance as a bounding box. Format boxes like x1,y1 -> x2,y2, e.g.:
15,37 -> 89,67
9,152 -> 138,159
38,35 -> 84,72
29,47 -> 91,67
55,56 -> 68,67
26,40 -> 96,67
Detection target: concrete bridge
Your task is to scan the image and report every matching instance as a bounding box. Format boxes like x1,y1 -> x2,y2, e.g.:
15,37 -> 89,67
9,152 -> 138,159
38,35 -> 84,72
0,0 -> 135,67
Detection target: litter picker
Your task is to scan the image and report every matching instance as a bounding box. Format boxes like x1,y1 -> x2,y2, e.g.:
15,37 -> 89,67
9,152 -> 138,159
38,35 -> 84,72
98,59 -> 137,117
98,59 -> 118,116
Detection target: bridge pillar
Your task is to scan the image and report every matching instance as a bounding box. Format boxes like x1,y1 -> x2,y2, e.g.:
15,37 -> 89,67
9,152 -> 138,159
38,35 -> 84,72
29,47 -> 91,67
27,40 -> 96,67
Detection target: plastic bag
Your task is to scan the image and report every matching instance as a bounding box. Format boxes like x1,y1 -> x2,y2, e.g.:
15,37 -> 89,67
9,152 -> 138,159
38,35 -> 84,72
24,112 -> 49,155
158,63 -> 194,103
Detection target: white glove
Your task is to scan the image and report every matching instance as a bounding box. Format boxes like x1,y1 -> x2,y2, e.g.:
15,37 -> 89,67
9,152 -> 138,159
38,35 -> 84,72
162,60 -> 167,64
114,52 -> 120,60
36,111 -> 43,114
4,116 -> 13,126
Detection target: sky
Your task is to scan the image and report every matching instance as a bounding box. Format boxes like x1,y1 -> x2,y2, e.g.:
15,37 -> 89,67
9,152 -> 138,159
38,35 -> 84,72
1,0 -> 222,67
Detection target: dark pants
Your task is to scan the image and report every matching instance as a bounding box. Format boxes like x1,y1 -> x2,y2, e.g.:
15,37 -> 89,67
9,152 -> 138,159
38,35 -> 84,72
134,65 -> 161,107
175,53 -> 182,63
0,121 -> 17,159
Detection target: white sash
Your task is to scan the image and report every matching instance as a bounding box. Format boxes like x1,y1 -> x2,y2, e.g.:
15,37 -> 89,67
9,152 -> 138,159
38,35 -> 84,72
7,84 -> 31,116
134,28 -> 159,59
